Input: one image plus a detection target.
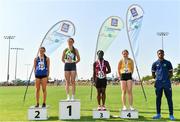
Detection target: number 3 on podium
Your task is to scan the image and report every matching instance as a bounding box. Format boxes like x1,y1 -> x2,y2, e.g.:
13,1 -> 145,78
100,113 -> 103,118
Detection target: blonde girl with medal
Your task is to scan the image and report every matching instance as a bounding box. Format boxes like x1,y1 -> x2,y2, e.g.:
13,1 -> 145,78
118,49 -> 134,110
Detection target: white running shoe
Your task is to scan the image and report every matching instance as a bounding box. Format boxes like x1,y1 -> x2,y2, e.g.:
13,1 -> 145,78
71,95 -> 75,101
130,106 -> 135,110
66,95 -> 70,101
101,105 -> 106,111
122,106 -> 127,110
97,105 -> 101,111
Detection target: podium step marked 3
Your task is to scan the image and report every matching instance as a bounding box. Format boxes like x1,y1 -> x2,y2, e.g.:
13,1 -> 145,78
93,109 -> 110,119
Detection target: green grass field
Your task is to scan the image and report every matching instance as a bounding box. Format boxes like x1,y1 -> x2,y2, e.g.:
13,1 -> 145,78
0,85 -> 180,121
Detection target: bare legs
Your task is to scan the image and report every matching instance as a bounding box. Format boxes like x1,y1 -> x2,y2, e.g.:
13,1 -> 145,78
121,80 -> 133,109
65,71 -> 76,100
35,77 -> 47,106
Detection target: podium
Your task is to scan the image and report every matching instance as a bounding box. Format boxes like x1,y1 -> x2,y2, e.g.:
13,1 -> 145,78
28,106 -> 49,120
120,109 -> 138,119
93,109 -> 110,119
59,99 -> 80,120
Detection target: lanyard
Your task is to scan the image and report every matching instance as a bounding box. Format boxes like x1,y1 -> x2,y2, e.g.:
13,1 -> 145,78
124,58 -> 128,72
39,56 -> 44,63
98,60 -> 104,72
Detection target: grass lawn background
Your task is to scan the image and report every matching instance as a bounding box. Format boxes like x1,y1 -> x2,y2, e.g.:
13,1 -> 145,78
0,85 -> 180,121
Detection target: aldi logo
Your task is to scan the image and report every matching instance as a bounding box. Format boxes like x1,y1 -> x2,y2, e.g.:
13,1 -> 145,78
61,23 -> 70,33
130,7 -> 138,17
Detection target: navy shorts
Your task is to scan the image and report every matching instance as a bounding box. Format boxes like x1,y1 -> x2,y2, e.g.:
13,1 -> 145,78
121,73 -> 132,81
35,75 -> 47,79
95,78 -> 107,88
64,63 -> 76,71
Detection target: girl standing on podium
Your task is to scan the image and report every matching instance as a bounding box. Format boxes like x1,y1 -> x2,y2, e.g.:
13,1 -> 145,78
118,49 -> 134,110
93,50 -> 111,110
34,47 -> 50,107
62,38 -> 80,101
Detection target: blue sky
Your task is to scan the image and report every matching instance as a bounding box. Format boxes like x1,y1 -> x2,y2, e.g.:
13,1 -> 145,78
0,0 -> 179,81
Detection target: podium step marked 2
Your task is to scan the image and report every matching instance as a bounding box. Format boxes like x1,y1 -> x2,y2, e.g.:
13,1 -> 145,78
59,99 -> 80,120
28,106 -> 49,120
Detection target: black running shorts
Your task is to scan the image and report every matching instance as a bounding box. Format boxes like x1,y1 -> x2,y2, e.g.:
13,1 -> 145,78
64,63 -> 76,71
35,75 -> 47,79
120,73 -> 132,81
95,78 -> 107,88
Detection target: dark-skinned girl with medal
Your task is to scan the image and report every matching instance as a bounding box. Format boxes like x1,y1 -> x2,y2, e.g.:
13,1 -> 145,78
93,50 -> 111,111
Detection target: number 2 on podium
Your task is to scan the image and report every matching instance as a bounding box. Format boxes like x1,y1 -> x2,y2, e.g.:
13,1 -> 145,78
67,105 -> 72,116
35,111 -> 40,118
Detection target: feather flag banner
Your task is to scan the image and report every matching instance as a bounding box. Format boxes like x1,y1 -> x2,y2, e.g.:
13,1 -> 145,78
95,16 -> 124,57
23,20 -> 75,102
126,4 -> 144,58
126,4 -> 147,101
41,20 -> 75,55
90,16 -> 123,100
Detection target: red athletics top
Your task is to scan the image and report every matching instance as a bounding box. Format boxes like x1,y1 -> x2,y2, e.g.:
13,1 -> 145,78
94,60 -> 110,79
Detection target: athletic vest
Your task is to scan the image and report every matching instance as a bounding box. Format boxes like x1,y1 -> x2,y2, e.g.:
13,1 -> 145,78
64,47 -> 76,62
95,60 -> 108,79
35,55 -> 48,76
119,58 -> 134,74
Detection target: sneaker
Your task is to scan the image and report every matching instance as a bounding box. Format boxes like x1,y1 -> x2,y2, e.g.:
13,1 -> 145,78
66,95 -> 70,101
42,103 -> 46,108
35,103 -> 39,108
97,105 -> 101,111
101,105 -> 106,111
153,114 -> 161,119
122,106 -> 127,110
129,106 -> 135,110
169,115 -> 175,120
71,95 -> 75,101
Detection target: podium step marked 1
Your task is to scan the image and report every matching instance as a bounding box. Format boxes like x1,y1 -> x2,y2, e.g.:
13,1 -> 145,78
59,99 -> 80,120
28,106 -> 49,120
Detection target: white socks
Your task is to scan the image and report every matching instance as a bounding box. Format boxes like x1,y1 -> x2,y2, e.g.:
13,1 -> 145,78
130,106 -> 135,110
122,106 -> 127,110
71,95 -> 75,100
122,106 -> 135,110
66,94 -> 75,101
67,94 -> 70,100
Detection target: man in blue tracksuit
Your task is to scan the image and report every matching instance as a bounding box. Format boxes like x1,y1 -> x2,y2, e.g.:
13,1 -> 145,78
151,49 -> 175,120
